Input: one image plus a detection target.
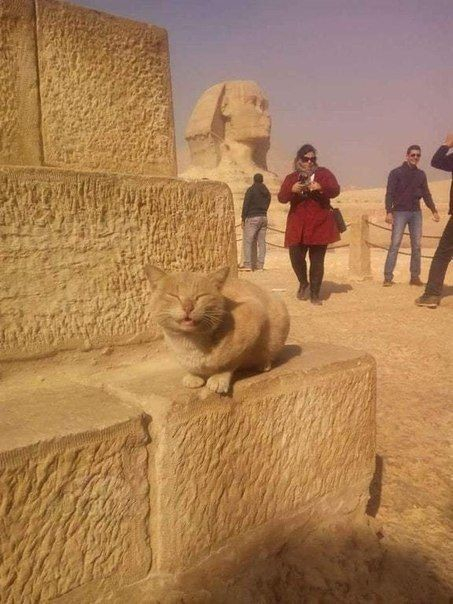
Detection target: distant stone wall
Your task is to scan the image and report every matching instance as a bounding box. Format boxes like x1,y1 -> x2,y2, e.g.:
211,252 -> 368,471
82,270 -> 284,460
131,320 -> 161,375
0,0 -> 176,177
0,166 -> 236,359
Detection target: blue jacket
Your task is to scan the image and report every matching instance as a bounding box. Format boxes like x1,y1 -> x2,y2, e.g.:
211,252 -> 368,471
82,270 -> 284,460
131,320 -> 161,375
385,162 -> 436,213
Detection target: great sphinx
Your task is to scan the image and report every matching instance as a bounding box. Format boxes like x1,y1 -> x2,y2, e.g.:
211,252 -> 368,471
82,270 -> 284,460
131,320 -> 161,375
181,80 -> 281,194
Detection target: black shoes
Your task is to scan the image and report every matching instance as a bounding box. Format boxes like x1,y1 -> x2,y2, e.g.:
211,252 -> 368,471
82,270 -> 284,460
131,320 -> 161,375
415,294 -> 440,308
296,283 -> 310,300
297,283 -> 322,305
383,279 -> 394,287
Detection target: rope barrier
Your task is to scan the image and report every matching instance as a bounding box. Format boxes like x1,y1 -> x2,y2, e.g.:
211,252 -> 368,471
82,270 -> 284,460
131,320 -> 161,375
365,241 -> 434,259
365,219 -> 441,239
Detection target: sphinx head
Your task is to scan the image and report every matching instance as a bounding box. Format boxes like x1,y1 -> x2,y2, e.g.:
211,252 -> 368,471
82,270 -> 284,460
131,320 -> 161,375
185,80 -> 271,170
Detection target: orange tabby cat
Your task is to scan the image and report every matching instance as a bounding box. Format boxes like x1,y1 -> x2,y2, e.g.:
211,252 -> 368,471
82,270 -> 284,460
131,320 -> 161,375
145,266 -> 290,393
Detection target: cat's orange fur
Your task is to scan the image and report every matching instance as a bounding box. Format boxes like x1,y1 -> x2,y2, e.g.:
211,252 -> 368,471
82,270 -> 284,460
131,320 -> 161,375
145,266 -> 290,393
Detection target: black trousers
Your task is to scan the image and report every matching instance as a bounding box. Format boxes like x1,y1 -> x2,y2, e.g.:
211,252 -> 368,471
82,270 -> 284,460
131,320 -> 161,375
289,244 -> 327,297
425,216 -> 453,297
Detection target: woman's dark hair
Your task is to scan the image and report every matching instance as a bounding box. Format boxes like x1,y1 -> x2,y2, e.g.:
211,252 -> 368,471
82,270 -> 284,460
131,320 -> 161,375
296,144 -> 317,160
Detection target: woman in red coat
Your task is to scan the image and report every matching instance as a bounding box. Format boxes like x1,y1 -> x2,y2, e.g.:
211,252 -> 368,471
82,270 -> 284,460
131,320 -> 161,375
278,144 -> 341,305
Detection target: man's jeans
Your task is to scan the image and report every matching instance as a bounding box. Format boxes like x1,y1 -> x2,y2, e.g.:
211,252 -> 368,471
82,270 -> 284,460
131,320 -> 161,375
384,211 -> 422,280
243,216 -> 267,269
425,216 -> 453,297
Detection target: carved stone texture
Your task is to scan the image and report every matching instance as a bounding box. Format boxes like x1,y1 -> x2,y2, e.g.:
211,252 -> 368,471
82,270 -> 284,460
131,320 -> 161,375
0,383 -> 150,602
0,0 -> 42,166
36,0 -> 176,177
182,81 -> 281,194
0,166 -> 236,360
100,343 -> 376,574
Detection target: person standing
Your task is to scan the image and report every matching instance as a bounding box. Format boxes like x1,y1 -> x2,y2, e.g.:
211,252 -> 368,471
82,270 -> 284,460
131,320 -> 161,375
240,173 -> 271,271
416,134 -> 453,308
278,144 -> 340,305
383,145 -> 439,286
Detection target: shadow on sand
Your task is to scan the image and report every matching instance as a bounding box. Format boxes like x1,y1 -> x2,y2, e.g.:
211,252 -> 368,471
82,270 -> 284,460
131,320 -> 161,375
441,285 -> 453,299
321,280 -> 353,300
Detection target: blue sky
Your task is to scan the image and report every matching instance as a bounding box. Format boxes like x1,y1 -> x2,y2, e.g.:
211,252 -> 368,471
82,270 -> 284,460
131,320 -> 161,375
77,0 -> 452,188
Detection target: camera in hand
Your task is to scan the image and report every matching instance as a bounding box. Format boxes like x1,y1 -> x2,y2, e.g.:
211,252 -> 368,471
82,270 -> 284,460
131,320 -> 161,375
298,173 -> 311,197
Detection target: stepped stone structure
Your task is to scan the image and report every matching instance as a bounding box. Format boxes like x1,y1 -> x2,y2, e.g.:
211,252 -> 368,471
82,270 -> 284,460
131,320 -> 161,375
0,1 -> 376,601
181,80 -> 282,195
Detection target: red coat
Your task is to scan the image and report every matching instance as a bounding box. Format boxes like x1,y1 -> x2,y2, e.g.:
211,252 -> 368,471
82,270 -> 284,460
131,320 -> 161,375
278,167 -> 341,246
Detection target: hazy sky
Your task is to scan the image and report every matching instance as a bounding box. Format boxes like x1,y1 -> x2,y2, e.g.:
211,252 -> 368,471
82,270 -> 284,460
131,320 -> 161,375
77,0 -> 452,188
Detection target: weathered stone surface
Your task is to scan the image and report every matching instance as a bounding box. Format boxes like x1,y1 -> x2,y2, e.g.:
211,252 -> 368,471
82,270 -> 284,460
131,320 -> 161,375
182,81 -> 281,194
0,341 -> 376,598
100,343 -> 376,573
36,0 -> 176,176
0,382 -> 150,602
0,166 -> 236,360
0,0 -> 41,166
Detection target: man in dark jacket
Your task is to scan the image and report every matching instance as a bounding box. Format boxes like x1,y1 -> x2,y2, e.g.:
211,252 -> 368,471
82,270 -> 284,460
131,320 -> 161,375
240,173 -> 271,271
383,144 -> 439,286
416,133 -> 453,308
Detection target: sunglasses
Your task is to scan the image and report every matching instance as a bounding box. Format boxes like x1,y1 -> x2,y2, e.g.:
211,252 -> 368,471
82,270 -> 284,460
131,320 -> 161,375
300,156 -> 317,163
409,153 -> 421,158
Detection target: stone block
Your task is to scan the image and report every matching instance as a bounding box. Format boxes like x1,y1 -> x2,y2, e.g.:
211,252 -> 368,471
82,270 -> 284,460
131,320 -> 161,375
0,381 -> 151,602
0,166 -> 236,360
0,0 -> 41,166
99,342 -> 376,574
36,0 -> 176,176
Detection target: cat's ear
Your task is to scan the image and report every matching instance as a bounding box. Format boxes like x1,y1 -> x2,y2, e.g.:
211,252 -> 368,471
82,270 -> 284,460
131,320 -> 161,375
209,266 -> 230,289
144,265 -> 167,289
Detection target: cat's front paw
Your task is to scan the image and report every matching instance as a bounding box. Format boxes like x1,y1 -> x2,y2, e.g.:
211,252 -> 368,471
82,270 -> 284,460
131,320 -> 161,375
182,374 -> 206,389
206,372 -> 232,394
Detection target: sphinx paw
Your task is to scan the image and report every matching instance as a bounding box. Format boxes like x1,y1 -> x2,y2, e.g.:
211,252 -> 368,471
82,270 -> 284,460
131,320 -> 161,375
183,374 -> 205,389
206,372 -> 232,394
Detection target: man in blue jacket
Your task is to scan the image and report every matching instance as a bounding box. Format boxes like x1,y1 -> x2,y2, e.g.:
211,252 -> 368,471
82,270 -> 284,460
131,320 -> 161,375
383,144 -> 439,286
416,134 -> 453,308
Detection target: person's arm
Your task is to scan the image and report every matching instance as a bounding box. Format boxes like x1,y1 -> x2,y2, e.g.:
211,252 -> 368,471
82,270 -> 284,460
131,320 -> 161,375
263,185 -> 271,211
278,174 -> 300,204
242,189 -> 251,222
310,168 -> 340,199
431,134 -> 453,171
421,173 -> 439,221
385,170 -> 396,223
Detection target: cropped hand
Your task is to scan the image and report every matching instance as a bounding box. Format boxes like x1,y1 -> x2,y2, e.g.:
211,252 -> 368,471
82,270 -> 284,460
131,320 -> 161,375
443,133 -> 453,148
432,211 -> 440,222
385,212 -> 393,225
291,182 -> 305,194
308,181 -> 322,192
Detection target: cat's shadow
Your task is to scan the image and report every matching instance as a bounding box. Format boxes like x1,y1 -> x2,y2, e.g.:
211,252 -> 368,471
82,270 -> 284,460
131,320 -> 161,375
235,344 -> 302,382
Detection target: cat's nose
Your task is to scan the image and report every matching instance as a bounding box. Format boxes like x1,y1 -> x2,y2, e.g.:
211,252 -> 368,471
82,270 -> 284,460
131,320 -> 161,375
182,300 -> 194,315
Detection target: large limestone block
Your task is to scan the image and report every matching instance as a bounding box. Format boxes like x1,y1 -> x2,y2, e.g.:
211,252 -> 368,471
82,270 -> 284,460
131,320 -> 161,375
0,166 -> 236,360
36,0 -> 176,176
0,0 -> 41,166
100,343 -> 376,573
0,381 -> 150,602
